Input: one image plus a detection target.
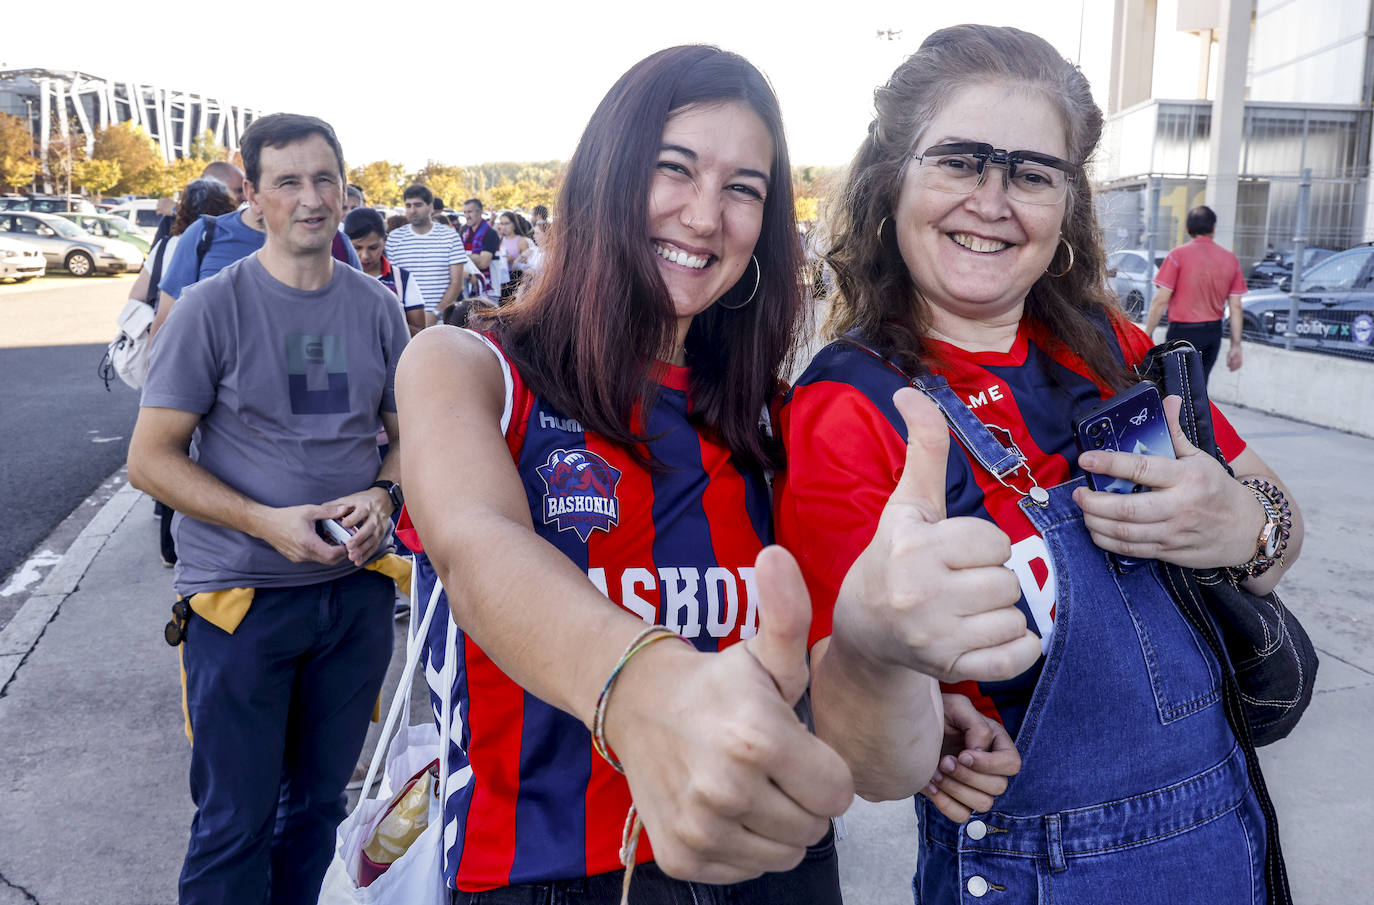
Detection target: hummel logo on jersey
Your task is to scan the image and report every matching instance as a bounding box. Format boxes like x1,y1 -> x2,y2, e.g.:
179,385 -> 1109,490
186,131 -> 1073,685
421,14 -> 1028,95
966,384 -> 1005,409
537,449 -> 621,541
539,411 -> 584,432
1129,408 -> 1149,426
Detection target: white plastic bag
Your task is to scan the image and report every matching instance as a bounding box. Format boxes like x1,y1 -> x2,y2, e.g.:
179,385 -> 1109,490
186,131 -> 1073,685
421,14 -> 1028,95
318,562 -> 456,905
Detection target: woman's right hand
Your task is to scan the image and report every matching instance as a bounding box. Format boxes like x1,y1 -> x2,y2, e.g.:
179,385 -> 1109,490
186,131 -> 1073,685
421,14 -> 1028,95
833,388 -> 1042,684
605,546 -> 855,885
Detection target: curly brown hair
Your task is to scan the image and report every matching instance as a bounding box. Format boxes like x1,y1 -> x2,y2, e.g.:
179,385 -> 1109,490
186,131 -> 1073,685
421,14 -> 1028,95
823,24 -> 1131,387
170,178 -> 237,237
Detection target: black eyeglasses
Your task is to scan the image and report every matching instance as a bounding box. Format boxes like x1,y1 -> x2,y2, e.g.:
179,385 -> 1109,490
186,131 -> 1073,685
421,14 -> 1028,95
911,142 -> 1078,205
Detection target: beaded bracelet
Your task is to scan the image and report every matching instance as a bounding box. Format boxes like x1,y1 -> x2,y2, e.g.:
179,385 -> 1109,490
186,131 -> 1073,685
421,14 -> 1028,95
590,626 -> 691,774
1233,477 -> 1293,579
588,625 -> 692,905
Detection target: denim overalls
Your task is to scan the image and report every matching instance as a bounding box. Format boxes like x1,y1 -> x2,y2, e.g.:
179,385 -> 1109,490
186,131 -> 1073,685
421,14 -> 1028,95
909,374 -> 1268,905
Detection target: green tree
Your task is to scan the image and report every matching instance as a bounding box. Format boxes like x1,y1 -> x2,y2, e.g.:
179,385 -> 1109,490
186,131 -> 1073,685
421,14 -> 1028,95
349,160 -> 407,206
488,179 -> 556,213
188,129 -> 225,164
93,122 -> 168,195
408,161 -> 470,208
45,130 -> 82,198
0,112 -> 38,191
73,158 -> 121,197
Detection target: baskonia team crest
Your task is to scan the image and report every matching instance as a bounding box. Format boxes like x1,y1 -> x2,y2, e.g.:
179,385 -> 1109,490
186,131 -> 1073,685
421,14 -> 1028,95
537,449 -> 622,541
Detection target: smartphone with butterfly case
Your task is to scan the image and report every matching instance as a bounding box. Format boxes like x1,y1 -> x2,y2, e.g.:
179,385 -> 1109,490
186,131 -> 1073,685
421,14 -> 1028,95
1074,381 -> 1176,572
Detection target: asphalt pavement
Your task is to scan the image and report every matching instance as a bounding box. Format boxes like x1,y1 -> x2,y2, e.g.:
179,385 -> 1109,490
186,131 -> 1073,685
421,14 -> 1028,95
0,398 -> 1370,904
0,344 -> 141,599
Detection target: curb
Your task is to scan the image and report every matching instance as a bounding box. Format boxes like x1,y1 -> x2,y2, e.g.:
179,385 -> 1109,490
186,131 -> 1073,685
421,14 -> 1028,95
0,479 -> 144,695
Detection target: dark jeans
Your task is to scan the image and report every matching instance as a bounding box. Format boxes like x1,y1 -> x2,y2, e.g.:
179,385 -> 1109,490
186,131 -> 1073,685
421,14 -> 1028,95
452,826 -> 841,905
1165,320 -> 1223,379
178,569 -> 395,905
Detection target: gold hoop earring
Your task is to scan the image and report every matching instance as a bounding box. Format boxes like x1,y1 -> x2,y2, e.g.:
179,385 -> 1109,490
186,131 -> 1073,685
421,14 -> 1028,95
718,254 -> 760,310
1046,236 -> 1075,278
876,216 -> 889,246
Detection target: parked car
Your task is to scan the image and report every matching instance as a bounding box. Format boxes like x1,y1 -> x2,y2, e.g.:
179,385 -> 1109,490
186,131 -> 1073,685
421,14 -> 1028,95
0,236 -> 46,282
0,211 -> 144,275
106,199 -> 166,232
1106,249 -> 1167,320
1248,247 -> 1337,289
54,211 -> 152,253
22,195 -> 98,214
1241,243 -> 1374,357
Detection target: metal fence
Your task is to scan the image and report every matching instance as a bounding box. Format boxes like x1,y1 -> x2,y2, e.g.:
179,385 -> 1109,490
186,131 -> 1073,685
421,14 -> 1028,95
1099,169 -> 1374,363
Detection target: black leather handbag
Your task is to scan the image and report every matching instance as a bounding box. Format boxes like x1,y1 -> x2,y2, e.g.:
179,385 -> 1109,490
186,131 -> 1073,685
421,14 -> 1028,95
1135,339 -> 1318,746
1137,339 -> 1318,905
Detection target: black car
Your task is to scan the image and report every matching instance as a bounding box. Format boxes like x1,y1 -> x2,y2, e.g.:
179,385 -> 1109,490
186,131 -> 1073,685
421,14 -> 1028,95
1241,243 -> 1374,357
1248,247 -> 1336,289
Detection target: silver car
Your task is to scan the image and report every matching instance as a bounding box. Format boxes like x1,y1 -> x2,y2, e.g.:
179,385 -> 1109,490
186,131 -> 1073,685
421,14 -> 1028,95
0,211 -> 144,276
1106,249 -> 1166,320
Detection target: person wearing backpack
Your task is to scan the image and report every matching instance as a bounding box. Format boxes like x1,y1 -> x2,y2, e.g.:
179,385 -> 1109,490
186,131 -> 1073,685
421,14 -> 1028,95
104,178 -> 239,566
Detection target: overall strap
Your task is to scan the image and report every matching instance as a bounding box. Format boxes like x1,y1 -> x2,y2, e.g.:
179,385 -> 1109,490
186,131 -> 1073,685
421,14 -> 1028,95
845,337 -> 1021,477
906,372 -> 1023,478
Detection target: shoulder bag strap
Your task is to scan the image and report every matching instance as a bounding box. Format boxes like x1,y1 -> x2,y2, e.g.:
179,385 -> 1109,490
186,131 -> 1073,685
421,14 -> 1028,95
194,215 -> 218,282
145,237 -> 171,305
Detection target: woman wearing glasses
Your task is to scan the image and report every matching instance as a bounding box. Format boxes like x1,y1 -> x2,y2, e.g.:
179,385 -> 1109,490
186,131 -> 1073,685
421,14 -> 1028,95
777,25 -> 1303,904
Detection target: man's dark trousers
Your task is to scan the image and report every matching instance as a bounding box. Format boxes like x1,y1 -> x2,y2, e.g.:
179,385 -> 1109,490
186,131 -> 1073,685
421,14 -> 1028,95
1166,319 -> 1224,379
178,568 -> 394,905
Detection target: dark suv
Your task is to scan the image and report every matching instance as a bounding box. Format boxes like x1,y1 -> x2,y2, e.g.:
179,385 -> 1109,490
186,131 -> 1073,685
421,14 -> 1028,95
1241,243 -> 1374,357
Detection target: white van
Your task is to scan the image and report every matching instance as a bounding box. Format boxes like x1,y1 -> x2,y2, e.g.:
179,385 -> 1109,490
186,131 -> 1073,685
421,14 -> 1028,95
106,200 -> 163,235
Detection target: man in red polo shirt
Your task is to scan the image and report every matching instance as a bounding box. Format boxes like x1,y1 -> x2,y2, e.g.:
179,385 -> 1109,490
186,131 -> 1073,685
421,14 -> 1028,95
1145,205 -> 1248,377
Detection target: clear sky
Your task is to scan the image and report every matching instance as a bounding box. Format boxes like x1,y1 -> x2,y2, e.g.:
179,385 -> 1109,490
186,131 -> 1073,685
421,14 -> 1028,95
0,0 -> 1203,171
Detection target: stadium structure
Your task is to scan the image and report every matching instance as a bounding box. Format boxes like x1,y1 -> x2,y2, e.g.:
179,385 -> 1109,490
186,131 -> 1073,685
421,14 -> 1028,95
0,68 -> 261,165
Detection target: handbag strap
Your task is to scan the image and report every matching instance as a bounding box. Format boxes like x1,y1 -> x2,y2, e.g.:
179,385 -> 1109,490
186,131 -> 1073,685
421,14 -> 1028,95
354,562 -> 447,807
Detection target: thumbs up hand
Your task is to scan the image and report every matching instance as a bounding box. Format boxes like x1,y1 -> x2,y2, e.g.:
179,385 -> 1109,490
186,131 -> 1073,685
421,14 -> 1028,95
604,546 -> 853,885
834,388 -> 1041,684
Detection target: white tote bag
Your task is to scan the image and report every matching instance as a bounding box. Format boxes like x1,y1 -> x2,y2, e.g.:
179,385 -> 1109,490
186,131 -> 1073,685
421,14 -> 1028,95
318,563 -> 462,905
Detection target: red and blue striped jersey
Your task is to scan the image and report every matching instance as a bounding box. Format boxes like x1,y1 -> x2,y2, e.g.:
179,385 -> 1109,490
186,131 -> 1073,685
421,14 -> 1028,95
415,337 -> 776,891
775,317 -> 1246,737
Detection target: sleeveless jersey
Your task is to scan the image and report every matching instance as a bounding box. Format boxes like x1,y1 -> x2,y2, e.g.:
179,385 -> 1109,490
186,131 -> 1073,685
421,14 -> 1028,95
775,317 -> 1246,737
412,335 -> 776,891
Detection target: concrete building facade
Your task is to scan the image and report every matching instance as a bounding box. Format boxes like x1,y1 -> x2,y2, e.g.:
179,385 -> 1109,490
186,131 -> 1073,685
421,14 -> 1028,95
1097,0 -> 1374,272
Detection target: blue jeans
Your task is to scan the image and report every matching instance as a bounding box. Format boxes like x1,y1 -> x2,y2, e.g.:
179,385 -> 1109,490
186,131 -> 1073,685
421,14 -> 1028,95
178,569 -> 394,905
451,827 -> 841,905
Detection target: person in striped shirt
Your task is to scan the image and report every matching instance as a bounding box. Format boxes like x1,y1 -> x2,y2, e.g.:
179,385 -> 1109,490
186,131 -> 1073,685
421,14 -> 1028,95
385,183 -> 468,324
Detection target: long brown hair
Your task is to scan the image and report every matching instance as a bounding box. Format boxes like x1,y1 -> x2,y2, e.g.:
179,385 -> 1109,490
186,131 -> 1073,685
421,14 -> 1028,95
472,45 -> 803,471
824,24 -> 1131,387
